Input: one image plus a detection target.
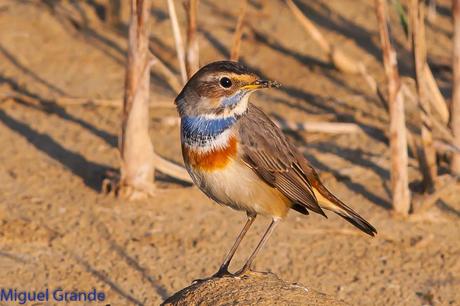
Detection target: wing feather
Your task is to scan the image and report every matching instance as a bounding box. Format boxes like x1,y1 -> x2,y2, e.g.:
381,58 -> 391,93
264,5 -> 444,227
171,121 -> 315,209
238,104 -> 325,217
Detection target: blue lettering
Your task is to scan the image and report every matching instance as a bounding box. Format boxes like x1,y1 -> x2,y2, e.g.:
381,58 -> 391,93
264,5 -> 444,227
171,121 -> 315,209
69,292 -> 79,301
36,291 -> 46,301
0,289 -> 50,303
53,288 -> 63,301
0,289 -> 13,301
87,289 -> 97,301
98,292 -> 105,301
17,291 -> 26,305
51,288 -> 105,302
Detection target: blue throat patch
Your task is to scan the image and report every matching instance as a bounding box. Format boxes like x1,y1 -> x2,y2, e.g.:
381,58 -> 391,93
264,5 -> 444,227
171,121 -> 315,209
182,115 -> 239,146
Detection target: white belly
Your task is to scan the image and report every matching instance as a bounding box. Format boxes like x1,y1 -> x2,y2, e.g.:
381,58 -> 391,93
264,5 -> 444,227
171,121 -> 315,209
187,159 -> 290,218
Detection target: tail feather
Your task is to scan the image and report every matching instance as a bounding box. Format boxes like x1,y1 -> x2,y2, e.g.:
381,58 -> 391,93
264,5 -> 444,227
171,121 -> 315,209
333,205 -> 377,236
312,183 -> 377,236
296,159 -> 377,236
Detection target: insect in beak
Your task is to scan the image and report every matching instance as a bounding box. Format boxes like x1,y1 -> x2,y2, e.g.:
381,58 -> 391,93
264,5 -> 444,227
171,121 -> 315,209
241,79 -> 281,90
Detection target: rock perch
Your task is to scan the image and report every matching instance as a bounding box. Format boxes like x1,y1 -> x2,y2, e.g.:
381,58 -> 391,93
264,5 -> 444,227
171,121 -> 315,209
162,272 -> 348,306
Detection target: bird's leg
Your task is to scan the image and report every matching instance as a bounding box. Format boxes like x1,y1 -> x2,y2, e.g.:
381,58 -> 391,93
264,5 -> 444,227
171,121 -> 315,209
236,217 -> 280,276
213,212 -> 256,277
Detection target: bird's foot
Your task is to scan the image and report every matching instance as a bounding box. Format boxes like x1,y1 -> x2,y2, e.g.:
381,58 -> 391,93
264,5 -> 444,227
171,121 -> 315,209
191,268 -> 234,285
233,265 -> 276,279
212,267 -> 234,278
233,264 -> 253,278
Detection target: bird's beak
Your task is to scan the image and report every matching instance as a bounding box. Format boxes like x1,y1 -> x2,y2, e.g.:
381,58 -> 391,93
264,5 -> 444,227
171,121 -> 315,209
241,79 -> 281,90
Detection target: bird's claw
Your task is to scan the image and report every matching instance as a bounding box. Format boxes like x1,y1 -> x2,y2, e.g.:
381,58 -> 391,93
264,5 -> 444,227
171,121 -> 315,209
191,267 -> 235,284
212,267 -> 234,278
233,265 -> 253,277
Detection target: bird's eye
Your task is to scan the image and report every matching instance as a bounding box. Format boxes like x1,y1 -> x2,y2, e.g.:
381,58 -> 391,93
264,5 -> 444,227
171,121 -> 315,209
219,77 -> 232,88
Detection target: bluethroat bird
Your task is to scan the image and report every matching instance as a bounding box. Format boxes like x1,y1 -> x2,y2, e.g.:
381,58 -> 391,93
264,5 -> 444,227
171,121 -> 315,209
175,61 -> 377,277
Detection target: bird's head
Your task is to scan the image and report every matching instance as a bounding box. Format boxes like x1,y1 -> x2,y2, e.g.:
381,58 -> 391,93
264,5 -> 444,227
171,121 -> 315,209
175,61 -> 280,118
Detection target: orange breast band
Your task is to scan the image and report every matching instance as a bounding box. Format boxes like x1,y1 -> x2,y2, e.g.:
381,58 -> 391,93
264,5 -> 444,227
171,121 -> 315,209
184,137 -> 237,171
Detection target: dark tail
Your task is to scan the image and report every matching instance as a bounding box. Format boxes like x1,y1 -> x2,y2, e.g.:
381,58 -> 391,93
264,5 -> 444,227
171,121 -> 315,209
333,203 -> 377,236
314,183 -> 377,236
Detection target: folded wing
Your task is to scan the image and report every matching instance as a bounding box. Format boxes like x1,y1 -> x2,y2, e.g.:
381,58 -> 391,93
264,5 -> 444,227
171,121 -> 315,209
238,104 -> 325,217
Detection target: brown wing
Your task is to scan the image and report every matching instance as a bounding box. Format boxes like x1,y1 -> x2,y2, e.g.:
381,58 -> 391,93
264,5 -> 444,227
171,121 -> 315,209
238,104 -> 326,217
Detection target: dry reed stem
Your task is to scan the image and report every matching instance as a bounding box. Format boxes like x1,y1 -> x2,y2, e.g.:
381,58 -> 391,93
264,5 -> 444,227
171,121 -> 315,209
148,50 -> 183,92
285,0 -> 330,53
412,176 -> 459,213
375,0 -> 411,215
434,140 -> 460,154
403,93 -> 460,154
105,0 -> 122,27
358,64 -> 388,110
432,113 -> 458,144
424,65 -> 449,124
402,84 -> 459,148
230,0 -> 249,61
286,0 -> 388,109
184,0 -> 200,78
167,0 -> 187,84
285,0 -> 357,74
410,0 -> 437,190
427,0 -> 437,22
154,153 -> 192,183
117,0 -> 191,199
452,0 -> 460,175
119,0 -> 156,200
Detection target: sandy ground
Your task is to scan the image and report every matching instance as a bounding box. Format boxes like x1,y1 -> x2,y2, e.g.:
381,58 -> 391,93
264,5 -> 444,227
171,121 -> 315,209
0,0 -> 459,305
